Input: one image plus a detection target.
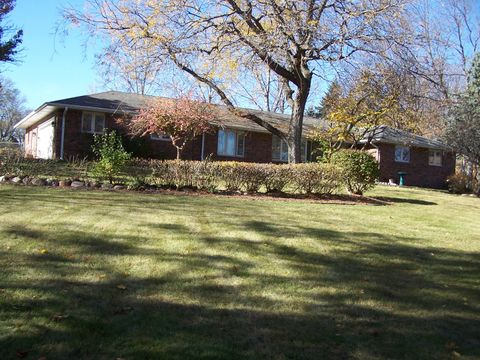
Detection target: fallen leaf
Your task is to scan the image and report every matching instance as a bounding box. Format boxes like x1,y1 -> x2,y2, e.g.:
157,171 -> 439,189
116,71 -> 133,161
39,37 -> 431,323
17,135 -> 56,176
445,341 -> 456,350
113,306 -> 133,315
51,314 -> 70,321
116,284 -> 127,290
40,249 -> 48,254
16,350 -> 28,358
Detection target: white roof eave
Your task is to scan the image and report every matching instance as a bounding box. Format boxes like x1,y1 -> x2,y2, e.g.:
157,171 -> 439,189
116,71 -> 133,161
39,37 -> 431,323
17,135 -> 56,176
14,104 -> 59,129
14,103 -> 139,130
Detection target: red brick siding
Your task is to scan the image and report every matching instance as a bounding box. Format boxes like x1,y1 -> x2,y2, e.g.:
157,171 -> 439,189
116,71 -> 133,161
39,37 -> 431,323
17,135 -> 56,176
377,143 -> 455,189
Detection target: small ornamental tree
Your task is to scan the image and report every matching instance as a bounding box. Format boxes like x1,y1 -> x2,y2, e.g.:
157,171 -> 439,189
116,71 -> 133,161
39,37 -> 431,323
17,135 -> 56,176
92,130 -> 131,184
128,97 -> 214,160
331,150 -> 379,195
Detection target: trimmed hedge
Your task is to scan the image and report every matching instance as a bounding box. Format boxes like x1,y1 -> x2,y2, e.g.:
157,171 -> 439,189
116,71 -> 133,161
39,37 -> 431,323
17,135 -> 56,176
0,155 -> 89,180
1,156 -> 378,196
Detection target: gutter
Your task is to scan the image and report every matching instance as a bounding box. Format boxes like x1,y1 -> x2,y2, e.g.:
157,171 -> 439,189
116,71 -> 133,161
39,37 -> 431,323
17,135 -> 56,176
60,107 -> 68,160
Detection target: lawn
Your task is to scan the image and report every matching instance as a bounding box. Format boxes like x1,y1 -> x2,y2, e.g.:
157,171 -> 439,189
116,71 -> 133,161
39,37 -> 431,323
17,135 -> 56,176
0,184 -> 479,360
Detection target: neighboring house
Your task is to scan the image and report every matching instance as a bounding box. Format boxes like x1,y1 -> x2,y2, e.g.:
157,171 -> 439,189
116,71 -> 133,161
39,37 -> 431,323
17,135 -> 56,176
14,91 -> 455,188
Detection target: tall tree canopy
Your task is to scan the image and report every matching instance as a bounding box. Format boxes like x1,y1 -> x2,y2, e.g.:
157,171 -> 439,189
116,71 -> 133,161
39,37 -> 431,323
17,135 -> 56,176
0,0 -> 22,64
64,0 -> 415,163
444,53 -> 480,167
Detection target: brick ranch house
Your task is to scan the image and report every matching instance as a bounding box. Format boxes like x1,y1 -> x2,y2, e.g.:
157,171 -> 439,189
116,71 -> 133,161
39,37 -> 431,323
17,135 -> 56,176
14,91 -> 455,189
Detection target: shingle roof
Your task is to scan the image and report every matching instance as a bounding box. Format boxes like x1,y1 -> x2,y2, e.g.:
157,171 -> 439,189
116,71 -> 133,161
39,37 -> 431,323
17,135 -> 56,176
47,91 -> 325,135
18,91 -> 449,150
366,125 -> 450,150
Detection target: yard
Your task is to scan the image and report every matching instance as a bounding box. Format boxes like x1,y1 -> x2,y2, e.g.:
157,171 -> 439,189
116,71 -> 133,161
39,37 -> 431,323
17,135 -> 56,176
0,184 -> 479,360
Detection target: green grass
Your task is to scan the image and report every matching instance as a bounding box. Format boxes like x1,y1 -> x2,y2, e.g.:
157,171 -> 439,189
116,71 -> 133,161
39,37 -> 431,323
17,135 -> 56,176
0,184 -> 479,360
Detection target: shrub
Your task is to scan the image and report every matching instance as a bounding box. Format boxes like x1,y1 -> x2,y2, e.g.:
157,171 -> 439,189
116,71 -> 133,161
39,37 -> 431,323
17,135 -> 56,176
291,163 -> 342,194
192,160 -> 219,192
331,150 -> 379,195
237,163 -> 269,193
217,162 -> 246,192
91,130 -> 131,184
262,164 -> 293,193
446,173 -> 471,194
0,154 -> 89,180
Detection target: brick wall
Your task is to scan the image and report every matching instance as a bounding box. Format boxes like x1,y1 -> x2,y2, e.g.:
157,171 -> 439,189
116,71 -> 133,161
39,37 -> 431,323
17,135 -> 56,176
377,143 -> 455,189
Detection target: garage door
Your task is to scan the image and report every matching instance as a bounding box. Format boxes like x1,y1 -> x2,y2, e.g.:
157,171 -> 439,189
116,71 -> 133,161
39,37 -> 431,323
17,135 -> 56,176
36,120 -> 54,159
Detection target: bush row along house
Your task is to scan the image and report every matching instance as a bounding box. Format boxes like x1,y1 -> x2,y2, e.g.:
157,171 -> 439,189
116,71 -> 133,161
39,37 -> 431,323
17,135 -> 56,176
14,91 -> 455,188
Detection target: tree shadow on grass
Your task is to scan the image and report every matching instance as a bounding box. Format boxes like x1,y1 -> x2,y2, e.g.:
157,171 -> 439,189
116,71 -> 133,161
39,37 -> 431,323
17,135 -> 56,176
372,196 -> 437,205
1,221 -> 479,360
0,188 -> 479,359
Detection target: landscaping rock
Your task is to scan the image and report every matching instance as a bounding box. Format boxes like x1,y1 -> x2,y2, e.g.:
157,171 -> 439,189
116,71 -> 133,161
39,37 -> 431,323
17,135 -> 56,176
113,185 -> 126,190
31,178 -> 47,186
71,181 -> 85,188
11,176 -> 22,184
0,176 -> 7,183
22,177 -> 31,185
59,180 -> 71,187
50,180 -> 59,187
101,183 -> 113,190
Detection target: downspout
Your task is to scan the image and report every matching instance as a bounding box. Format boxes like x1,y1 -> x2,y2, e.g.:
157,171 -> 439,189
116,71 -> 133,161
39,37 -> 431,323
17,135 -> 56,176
60,107 -> 68,160
201,133 -> 205,160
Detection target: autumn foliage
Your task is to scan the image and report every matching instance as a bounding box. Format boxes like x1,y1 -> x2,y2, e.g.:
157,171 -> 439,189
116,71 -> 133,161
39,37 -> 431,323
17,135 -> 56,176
128,97 -> 215,159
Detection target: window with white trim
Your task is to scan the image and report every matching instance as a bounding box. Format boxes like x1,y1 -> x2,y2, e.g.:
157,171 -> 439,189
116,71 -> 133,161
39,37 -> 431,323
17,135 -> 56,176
150,133 -> 171,141
394,145 -> 410,163
217,129 -> 245,157
81,112 -> 105,134
428,150 -> 442,166
272,135 -> 308,162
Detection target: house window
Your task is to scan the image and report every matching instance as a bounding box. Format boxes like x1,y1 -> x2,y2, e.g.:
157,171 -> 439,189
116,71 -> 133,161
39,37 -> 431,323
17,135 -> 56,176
150,133 -> 170,141
81,112 -> 105,134
272,135 -> 308,162
217,129 -> 245,157
394,145 -> 410,163
272,135 -> 289,162
428,150 -> 442,166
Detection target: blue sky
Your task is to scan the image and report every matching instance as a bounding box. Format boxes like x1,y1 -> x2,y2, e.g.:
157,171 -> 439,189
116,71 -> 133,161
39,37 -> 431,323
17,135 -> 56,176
4,0 -> 101,109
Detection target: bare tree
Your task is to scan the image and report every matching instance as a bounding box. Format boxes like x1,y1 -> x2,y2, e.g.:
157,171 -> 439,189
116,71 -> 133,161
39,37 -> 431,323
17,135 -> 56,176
0,76 -> 27,143
233,64 -> 287,113
63,0 -> 412,163
97,39 -> 165,95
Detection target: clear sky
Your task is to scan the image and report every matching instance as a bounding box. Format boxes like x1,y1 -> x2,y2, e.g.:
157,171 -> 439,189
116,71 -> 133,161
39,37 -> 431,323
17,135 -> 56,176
4,0 -> 101,110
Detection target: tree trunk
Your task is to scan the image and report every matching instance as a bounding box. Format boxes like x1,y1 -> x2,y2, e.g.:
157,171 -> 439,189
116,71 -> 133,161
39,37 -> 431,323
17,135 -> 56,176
287,78 -> 310,163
